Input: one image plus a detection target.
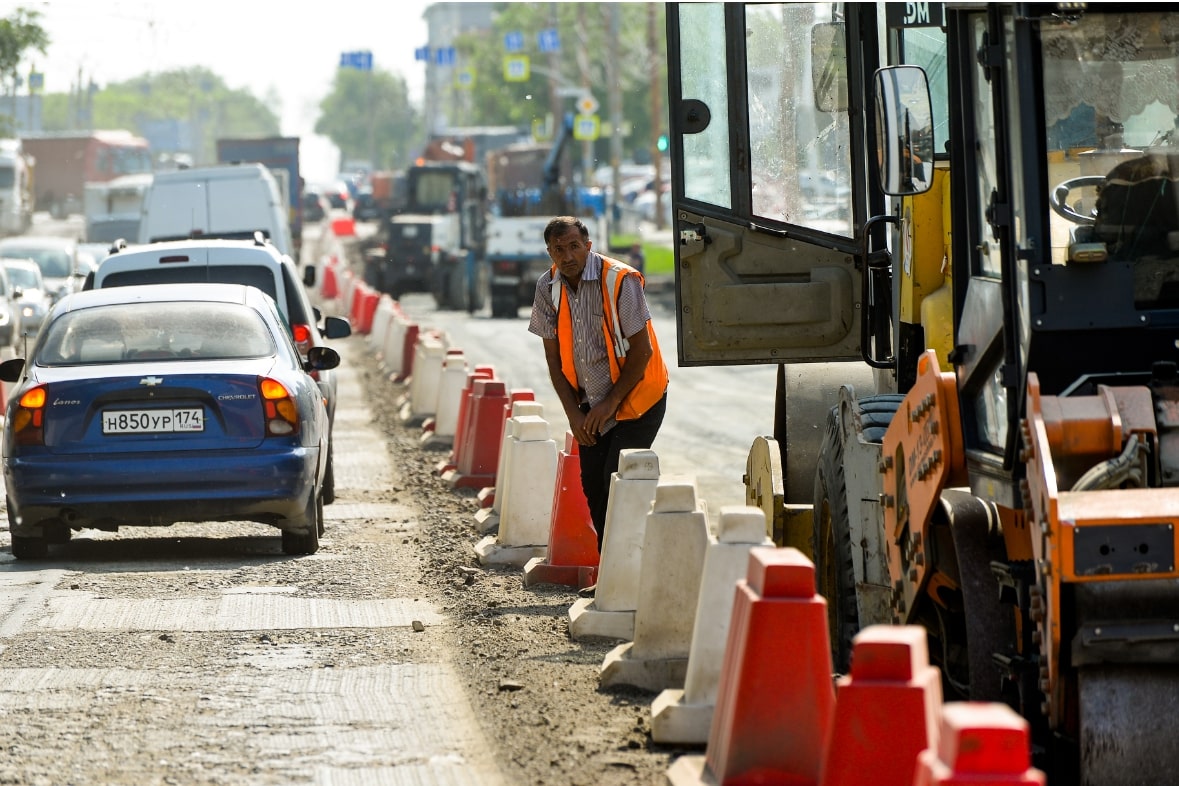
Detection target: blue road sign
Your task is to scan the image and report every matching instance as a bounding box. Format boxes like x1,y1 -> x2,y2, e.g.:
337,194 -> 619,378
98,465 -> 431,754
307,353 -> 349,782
415,46 -> 430,62
339,51 -> 373,71
538,29 -> 560,53
435,47 -> 456,66
504,31 -> 524,52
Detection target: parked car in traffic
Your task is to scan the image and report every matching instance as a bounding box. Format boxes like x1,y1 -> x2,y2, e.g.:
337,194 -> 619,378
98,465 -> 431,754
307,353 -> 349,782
0,235 -> 89,304
352,188 -> 382,221
321,181 -> 351,210
86,233 -> 351,503
303,188 -> 329,223
2,257 -> 49,338
0,263 -> 22,349
0,282 -> 340,559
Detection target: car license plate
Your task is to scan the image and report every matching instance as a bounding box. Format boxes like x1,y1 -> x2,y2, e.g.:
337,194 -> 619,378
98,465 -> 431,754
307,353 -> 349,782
102,408 -> 204,434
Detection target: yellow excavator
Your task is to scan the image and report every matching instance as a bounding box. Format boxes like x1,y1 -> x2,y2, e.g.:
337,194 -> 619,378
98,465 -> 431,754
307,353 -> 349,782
666,3 -> 1179,782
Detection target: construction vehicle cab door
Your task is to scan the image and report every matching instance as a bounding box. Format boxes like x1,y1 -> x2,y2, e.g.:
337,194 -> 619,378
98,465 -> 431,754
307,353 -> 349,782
666,3 -> 886,367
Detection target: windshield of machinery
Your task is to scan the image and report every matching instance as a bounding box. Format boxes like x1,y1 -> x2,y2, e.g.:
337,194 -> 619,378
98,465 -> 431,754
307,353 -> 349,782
1041,11 -> 1179,311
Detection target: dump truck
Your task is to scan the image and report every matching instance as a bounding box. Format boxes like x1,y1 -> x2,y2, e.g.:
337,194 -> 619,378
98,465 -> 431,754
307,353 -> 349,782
667,3 -> 1179,783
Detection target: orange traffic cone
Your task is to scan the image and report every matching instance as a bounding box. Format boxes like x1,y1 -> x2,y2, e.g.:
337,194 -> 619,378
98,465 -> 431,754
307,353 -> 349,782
523,433 -> 599,590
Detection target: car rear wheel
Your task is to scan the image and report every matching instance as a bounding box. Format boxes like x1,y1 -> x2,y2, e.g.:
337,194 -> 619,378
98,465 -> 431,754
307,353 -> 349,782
7,498 -> 48,559
321,445 -> 335,506
281,491 -> 322,556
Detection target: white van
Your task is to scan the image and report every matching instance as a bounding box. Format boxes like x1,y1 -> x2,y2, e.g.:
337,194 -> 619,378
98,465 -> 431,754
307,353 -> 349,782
138,163 -> 293,257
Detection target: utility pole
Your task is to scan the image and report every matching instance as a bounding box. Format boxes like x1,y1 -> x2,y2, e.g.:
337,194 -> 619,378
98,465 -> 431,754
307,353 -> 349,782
648,4 -> 665,230
547,3 -> 560,141
607,4 -> 623,237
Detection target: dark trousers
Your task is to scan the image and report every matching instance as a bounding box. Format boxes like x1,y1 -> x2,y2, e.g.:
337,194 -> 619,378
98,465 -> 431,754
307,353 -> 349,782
578,393 -> 667,552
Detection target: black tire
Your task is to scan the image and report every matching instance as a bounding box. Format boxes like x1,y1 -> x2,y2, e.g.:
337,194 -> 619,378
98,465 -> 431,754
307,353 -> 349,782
468,263 -> 487,314
447,265 -> 468,311
6,498 -> 48,559
281,492 -> 322,556
321,444 -> 335,506
490,290 -> 517,319
363,261 -> 385,293
812,394 -> 904,672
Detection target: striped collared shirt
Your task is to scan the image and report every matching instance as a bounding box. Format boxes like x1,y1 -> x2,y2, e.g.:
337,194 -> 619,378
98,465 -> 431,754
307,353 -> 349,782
528,251 -> 651,432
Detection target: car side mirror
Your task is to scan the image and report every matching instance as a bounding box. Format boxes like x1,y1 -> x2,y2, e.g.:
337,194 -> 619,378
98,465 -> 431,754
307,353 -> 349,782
305,345 -> 341,372
321,315 -> 352,340
0,357 -> 25,383
303,265 -> 316,287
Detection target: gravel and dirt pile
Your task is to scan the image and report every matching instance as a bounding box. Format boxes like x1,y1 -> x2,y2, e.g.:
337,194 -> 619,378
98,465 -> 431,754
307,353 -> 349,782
357,352 -> 697,786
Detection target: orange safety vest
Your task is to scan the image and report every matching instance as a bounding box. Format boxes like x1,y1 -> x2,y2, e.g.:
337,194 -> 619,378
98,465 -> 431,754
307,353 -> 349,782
550,255 -> 669,421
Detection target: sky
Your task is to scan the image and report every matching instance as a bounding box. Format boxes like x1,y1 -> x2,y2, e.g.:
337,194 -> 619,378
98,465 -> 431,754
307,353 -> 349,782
14,0 -> 432,182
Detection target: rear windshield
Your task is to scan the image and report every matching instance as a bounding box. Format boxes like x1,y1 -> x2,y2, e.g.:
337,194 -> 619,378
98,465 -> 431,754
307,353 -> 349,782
98,262 -> 310,327
102,265 -> 277,300
4,266 -> 39,290
0,246 -> 72,278
38,301 -> 276,366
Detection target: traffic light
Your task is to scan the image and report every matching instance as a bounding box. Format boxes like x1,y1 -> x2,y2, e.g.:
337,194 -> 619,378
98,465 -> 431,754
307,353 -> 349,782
657,134 -> 670,153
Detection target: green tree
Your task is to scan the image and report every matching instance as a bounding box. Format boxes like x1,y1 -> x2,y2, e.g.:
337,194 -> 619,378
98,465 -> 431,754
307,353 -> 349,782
445,3 -> 665,164
0,6 -> 49,136
39,67 -> 280,164
315,67 -> 419,171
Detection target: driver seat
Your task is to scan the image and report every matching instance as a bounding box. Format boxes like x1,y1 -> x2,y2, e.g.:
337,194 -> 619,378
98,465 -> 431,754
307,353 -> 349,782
1092,152 -> 1179,261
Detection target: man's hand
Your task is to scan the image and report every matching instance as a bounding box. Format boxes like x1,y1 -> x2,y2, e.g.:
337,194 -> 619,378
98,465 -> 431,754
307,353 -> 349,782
570,408 -> 598,446
581,399 -> 617,443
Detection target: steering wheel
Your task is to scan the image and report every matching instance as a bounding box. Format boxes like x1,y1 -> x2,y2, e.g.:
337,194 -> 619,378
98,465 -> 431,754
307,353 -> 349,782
1050,175 -> 1105,225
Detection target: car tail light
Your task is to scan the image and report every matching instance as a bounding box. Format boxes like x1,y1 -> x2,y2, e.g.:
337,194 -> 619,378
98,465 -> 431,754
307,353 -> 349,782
292,322 -> 313,356
12,386 -> 46,446
492,260 -> 516,275
259,377 -> 299,436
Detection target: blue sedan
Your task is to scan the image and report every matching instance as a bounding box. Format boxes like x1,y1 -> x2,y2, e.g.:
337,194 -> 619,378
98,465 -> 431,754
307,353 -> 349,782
0,283 -> 340,559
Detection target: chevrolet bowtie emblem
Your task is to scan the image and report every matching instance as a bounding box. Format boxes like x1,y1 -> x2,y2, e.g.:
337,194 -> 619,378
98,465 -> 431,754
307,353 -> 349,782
140,377 -> 164,387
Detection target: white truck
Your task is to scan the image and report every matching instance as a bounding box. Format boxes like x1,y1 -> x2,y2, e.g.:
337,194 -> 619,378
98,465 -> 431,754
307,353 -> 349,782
484,118 -> 606,318
0,139 -> 33,237
83,172 -> 153,243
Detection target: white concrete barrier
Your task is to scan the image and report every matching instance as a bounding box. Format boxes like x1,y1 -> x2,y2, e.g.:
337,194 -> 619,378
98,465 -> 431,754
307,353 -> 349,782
474,415 -> 558,566
423,351 -> 468,447
568,448 -> 660,642
399,333 -> 447,425
474,400 -> 545,533
599,478 -> 710,691
650,505 -> 773,744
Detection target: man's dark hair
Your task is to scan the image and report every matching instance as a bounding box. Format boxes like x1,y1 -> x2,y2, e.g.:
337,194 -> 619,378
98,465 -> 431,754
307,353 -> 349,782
544,216 -> 589,244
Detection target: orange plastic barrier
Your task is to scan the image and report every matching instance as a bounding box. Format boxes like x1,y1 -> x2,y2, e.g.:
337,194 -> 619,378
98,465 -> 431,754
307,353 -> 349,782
912,703 -> 1046,785
435,367 -> 495,476
704,547 -> 835,786
320,260 -> 339,300
356,287 -> 380,334
821,626 -> 942,786
446,378 -> 509,489
348,282 -> 368,329
391,322 -> 420,384
522,433 -> 599,590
